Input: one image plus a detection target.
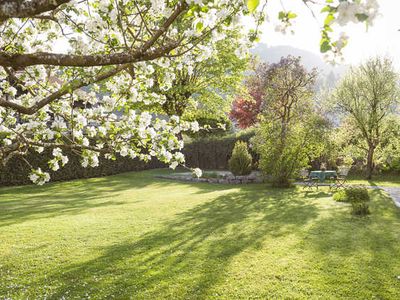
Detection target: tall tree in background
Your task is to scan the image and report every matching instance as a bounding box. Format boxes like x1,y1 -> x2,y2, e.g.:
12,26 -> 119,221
252,56 -> 323,187
333,57 -> 399,179
149,30 -> 248,118
229,62 -> 269,128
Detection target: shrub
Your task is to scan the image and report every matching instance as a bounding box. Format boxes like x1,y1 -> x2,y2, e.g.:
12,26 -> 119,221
351,201 -> 370,216
183,128 -> 256,170
333,187 -> 371,216
333,190 -> 348,202
228,141 -> 253,176
348,187 -> 370,216
346,187 -> 370,202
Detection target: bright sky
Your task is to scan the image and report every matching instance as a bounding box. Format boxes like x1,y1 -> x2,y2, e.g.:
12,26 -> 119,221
247,0 -> 400,70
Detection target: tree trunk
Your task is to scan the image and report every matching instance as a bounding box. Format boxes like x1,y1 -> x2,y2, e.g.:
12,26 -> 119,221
366,145 -> 375,180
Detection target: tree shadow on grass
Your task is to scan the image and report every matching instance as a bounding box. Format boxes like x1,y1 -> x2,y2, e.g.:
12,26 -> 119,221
302,188 -> 400,298
34,188 -> 319,299
0,170 -> 189,227
0,168 -> 317,228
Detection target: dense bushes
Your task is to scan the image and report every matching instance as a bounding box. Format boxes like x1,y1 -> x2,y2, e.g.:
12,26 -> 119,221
333,187 -> 371,216
228,141 -> 252,176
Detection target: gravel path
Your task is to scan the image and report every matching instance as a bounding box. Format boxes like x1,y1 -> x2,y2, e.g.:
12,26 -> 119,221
379,186 -> 400,208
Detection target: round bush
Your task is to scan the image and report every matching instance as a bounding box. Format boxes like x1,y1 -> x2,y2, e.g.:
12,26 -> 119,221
333,186 -> 371,216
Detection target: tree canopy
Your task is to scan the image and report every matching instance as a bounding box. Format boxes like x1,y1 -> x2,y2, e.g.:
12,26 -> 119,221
332,57 -> 400,179
0,0 -> 379,184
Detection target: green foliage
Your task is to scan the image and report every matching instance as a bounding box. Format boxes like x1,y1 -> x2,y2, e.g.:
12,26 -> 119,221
143,30 -> 248,119
247,0 -> 260,13
351,201 -> 370,216
184,110 -> 232,139
333,187 -> 370,203
202,171 -> 220,179
183,129 -> 256,170
0,147 -> 164,186
333,57 -> 400,179
251,56 -> 327,187
228,141 -> 253,176
346,187 -> 370,203
333,190 -> 348,202
333,187 -> 370,216
377,117 -> 400,173
254,117 -> 328,187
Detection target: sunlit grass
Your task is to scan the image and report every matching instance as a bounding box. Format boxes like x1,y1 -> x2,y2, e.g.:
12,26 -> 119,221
1,169 -> 399,299
347,173 -> 400,187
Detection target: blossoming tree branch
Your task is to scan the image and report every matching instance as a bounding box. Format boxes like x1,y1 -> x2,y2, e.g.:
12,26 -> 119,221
0,0 -> 378,184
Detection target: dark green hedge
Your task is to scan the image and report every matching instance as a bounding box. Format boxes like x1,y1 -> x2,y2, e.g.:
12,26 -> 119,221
183,129 -> 257,170
0,129 -> 256,186
0,148 -> 164,186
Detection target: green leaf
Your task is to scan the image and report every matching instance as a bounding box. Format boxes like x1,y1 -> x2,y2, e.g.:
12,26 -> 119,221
278,11 -> 286,20
355,13 -> 369,22
247,0 -> 259,13
287,12 -> 297,19
196,21 -> 203,33
321,5 -> 331,13
320,40 -> 331,53
324,14 -> 335,26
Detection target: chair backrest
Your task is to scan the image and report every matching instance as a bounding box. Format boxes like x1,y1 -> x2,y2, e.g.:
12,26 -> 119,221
338,166 -> 350,176
299,169 -> 309,178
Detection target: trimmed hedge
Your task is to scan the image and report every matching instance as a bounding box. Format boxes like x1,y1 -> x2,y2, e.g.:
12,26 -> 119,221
183,129 -> 256,170
0,129 -> 255,186
0,148 -> 164,186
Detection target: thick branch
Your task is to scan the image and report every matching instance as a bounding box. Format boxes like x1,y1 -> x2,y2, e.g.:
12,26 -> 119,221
0,1 -> 187,68
0,0 -> 70,21
0,39 -> 181,115
0,64 -> 127,115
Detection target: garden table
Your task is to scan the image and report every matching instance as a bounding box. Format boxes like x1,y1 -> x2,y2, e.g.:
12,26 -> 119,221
309,170 -> 337,182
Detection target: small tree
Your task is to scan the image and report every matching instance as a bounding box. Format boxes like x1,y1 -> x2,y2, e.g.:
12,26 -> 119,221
253,116 -> 328,187
252,56 -> 326,187
228,141 -> 252,176
333,57 -> 400,179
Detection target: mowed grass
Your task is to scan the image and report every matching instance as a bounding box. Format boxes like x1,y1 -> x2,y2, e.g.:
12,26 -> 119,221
1,169 -> 400,299
347,173 -> 400,187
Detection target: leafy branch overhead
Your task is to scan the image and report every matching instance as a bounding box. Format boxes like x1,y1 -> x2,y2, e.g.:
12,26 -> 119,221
0,0 -> 379,184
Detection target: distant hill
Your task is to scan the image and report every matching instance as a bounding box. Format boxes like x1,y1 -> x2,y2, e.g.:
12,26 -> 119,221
250,44 -> 348,88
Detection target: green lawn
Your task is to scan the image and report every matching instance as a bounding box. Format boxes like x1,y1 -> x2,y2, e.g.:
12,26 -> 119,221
347,174 -> 400,187
1,169 -> 400,299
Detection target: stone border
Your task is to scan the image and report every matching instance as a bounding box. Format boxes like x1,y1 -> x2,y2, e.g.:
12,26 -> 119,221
155,171 -> 263,184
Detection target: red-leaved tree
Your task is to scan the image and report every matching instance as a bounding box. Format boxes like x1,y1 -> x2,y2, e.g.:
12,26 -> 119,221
229,62 -> 270,128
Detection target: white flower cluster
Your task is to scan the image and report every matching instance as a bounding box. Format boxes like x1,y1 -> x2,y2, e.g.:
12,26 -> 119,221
192,168 -> 202,178
0,0 -> 380,184
48,148 -> 69,171
29,168 -> 50,185
335,0 -> 379,26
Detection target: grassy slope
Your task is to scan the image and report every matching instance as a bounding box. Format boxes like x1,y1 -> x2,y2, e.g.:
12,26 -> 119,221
0,169 -> 400,299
